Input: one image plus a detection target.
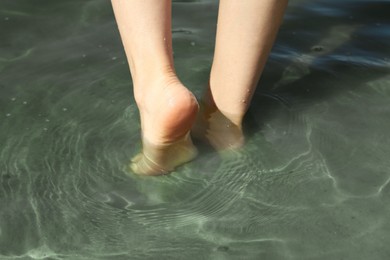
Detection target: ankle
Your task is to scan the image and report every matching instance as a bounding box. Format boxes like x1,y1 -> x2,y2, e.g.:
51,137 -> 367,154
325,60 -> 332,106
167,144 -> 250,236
219,110 -> 244,128
202,88 -> 244,128
135,74 -> 199,144
133,69 -> 178,108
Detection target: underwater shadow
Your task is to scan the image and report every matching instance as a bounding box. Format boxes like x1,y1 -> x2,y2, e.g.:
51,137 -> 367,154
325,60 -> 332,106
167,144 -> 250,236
245,0 -> 390,137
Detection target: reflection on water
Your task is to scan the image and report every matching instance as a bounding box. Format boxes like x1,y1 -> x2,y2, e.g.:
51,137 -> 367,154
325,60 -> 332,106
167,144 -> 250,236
1,0 -> 390,259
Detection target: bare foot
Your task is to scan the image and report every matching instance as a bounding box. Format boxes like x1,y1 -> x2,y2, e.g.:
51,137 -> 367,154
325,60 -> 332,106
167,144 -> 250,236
130,76 -> 199,175
192,88 -> 245,151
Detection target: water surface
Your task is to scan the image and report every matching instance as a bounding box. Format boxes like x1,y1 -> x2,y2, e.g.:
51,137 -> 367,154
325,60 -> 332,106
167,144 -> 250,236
1,0 -> 390,259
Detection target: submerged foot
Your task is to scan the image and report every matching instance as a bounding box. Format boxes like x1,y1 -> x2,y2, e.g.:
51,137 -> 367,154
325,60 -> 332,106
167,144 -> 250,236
192,89 -> 245,151
131,133 -> 198,175
130,77 -> 199,176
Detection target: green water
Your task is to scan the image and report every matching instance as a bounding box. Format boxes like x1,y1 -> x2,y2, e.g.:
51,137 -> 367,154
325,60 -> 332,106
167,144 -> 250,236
1,0 -> 390,259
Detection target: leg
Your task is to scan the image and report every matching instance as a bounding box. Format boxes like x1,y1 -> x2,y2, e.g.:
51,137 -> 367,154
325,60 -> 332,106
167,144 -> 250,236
112,0 -> 199,175
194,0 -> 288,150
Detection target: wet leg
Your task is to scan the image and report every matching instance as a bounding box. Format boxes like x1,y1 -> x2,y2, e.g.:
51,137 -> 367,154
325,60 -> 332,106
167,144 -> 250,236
195,0 -> 288,150
112,0 -> 199,175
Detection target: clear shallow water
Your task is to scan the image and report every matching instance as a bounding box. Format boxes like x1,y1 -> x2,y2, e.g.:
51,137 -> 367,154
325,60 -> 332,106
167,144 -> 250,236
1,0 -> 390,259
